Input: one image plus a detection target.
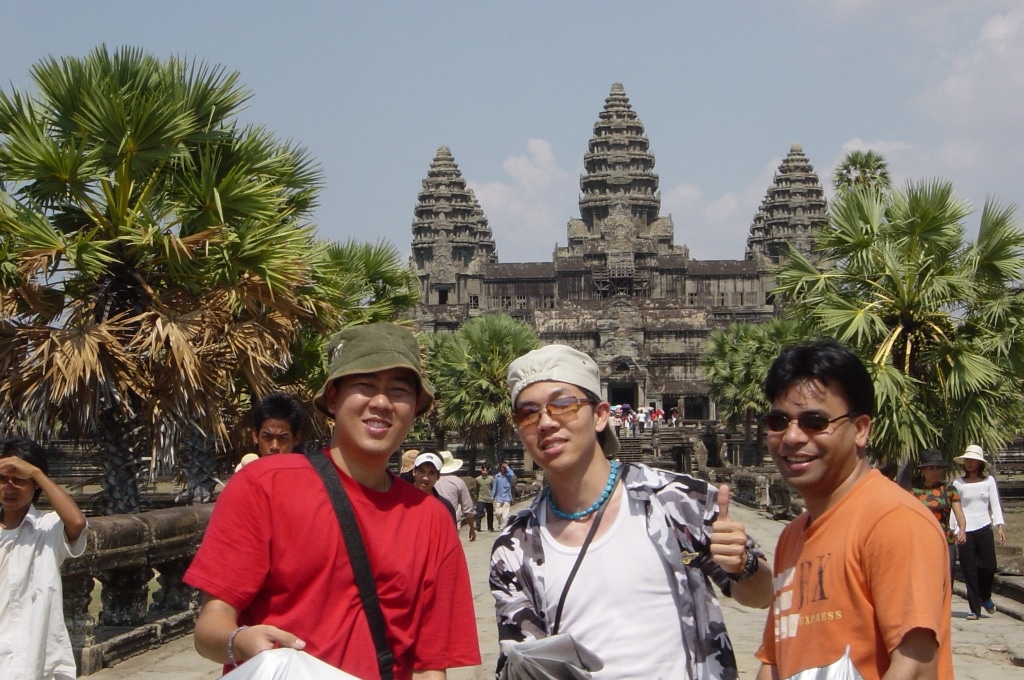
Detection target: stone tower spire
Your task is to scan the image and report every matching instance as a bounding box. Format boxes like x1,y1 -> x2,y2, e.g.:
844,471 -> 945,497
745,144 -> 828,266
410,146 -> 497,307
562,84 -> 683,298
578,83 -> 662,230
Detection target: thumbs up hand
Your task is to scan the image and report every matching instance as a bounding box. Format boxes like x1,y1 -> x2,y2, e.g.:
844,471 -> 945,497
710,484 -> 749,575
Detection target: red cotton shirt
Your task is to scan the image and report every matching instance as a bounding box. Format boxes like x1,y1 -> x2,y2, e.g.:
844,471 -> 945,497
185,453 -> 480,679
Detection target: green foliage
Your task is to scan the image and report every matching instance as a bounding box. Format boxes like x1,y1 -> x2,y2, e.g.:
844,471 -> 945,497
701,319 -> 811,433
704,150 -> 1024,467
773,179 -> 1024,464
424,314 -> 540,451
832,149 -> 891,195
0,46 -> 418,494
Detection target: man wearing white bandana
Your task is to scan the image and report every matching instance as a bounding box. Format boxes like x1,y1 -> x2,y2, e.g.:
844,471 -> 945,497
490,344 -> 771,679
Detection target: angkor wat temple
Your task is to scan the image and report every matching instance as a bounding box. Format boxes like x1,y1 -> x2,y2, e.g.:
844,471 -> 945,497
411,83 -> 828,419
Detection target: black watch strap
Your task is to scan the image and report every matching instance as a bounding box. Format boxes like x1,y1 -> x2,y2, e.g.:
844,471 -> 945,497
730,546 -> 761,582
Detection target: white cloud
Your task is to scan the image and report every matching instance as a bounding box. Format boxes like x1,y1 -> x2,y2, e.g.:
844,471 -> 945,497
914,6 -> 1024,129
662,158 -> 780,261
468,139 -> 577,262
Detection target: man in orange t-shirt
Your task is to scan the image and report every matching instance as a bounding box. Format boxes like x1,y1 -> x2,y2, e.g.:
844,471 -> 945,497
755,340 -> 952,680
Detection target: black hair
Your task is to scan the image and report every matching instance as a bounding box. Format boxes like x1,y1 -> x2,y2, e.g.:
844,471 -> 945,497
251,392 -> 303,435
0,437 -> 49,504
764,339 -> 874,418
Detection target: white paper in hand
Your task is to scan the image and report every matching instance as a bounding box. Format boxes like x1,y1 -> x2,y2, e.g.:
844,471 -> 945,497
222,648 -> 361,680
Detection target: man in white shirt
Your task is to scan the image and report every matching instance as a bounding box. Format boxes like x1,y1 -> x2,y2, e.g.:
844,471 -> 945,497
491,344 -> 770,678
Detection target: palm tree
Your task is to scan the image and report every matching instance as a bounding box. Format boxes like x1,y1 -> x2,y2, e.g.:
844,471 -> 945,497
425,315 -> 540,469
0,46 -> 328,512
701,319 -> 810,465
833,150 -> 892,195
275,239 -> 422,443
773,180 -> 1024,466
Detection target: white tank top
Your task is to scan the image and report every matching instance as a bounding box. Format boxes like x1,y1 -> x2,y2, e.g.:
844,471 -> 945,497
539,489 -> 689,679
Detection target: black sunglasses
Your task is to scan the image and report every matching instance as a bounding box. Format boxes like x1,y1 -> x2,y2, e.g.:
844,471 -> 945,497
762,412 -> 854,433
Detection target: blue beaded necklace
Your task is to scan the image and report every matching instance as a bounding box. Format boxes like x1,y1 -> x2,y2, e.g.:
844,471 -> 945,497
547,460 -> 621,521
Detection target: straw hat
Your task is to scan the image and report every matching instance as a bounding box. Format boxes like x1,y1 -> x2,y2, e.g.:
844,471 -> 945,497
235,453 -> 260,472
400,449 -> 420,474
953,444 -> 989,472
437,450 -> 464,474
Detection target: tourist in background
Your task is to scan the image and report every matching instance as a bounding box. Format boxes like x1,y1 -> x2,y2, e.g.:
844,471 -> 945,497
953,444 -> 1006,620
412,451 -> 457,524
492,459 -> 516,530
0,436 -> 89,680
474,464 -> 495,532
249,391 -> 303,458
756,340 -> 952,679
434,451 -> 477,542
910,448 -> 967,591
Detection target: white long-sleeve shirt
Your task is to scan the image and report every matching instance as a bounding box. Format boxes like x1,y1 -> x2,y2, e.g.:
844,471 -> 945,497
0,506 -> 89,680
952,476 -> 1005,532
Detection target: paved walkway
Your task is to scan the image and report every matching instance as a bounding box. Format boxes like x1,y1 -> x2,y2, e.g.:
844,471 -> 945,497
86,499 -> 1024,678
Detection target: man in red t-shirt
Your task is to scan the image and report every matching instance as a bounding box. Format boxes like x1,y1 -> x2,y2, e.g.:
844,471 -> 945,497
186,323 -> 480,679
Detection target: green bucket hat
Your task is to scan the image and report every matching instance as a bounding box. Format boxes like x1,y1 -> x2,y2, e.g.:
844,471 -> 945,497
312,323 -> 434,417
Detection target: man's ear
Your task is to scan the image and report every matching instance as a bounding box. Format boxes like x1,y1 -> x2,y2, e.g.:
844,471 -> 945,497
854,414 -> 872,449
593,401 -> 611,432
251,429 -> 260,446
323,381 -> 339,414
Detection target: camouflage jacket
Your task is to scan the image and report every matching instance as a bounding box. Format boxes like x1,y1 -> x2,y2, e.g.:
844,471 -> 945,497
489,463 -> 756,679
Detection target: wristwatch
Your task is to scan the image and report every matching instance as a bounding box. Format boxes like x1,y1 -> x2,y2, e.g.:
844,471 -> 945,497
729,548 -> 761,582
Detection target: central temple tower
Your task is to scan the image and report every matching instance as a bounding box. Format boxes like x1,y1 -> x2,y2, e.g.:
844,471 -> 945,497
560,83 -> 686,298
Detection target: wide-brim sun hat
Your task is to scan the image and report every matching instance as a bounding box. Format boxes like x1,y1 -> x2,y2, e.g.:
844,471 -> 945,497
916,448 -> 947,469
438,450 -> 464,474
954,444 -> 989,472
312,323 -> 434,417
506,344 -> 620,458
400,449 -> 420,474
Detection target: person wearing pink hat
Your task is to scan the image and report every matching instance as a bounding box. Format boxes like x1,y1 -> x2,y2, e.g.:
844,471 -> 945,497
953,444 -> 1006,620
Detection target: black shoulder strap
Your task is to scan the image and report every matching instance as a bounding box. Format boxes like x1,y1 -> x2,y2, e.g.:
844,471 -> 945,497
305,448 -> 394,680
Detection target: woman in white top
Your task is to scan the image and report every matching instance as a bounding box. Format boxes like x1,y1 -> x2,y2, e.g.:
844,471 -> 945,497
953,444 -> 1005,620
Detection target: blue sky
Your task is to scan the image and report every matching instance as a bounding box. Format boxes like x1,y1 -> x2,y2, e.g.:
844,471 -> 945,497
3,1 -> 1022,262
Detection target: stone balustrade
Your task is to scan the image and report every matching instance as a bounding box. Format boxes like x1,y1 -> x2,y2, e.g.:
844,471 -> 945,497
61,505 -> 213,675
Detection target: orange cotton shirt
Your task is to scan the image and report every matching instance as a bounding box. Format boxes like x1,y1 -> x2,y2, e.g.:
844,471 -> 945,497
756,470 -> 953,680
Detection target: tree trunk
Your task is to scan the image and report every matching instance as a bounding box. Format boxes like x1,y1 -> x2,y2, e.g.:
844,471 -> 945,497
176,425 -> 219,504
96,408 -> 144,515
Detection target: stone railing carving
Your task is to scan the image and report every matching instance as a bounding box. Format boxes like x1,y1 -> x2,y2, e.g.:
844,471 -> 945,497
61,505 -> 213,675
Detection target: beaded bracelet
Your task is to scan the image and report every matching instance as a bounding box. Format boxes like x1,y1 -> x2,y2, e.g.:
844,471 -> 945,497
227,625 -> 250,667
